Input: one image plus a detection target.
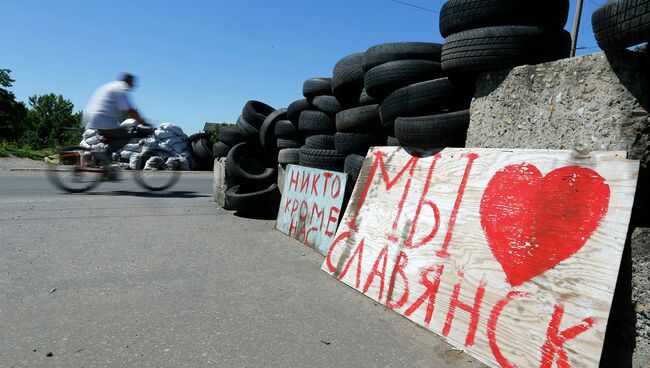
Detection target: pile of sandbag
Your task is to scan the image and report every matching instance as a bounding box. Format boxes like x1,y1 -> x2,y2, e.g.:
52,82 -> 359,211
79,119 -> 194,171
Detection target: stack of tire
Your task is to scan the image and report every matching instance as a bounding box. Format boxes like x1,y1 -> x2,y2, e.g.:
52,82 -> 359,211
592,0 -> 650,52
332,52 -> 389,188
284,77 -> 346,172
354,42 -> 473,155
219,100 -> 286,218
188,133 -> 215,170
439,0 -> 571,73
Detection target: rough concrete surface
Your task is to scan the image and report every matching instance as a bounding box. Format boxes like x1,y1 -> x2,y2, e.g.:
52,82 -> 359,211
213,158 -> 227,207
633,228 -> 650,368
0,172 -> 484,368
467,51 -> 649,367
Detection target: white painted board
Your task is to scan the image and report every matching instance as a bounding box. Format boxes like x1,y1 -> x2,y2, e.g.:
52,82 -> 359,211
277,165 -> 348,255
322,147 -> 639,368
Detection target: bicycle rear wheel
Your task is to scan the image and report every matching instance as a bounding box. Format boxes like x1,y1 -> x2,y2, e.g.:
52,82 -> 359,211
46,147 -> 104,193
132,149 -> 181,191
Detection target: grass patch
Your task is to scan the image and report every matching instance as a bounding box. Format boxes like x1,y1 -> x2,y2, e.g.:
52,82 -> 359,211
0,141 -> 54,161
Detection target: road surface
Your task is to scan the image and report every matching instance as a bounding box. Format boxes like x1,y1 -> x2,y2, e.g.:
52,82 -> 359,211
0,171 -> 483,368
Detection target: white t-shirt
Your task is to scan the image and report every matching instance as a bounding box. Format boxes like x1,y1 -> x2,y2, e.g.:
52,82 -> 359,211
82,81 -> 134,129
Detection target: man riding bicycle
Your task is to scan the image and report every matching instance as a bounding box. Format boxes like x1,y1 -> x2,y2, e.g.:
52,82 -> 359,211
82,73 -> 151,164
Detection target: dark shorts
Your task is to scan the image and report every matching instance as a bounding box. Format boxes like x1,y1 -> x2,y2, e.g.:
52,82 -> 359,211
97,128 -> 132,154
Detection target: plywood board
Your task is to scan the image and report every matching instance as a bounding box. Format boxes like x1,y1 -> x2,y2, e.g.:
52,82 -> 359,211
277,165 -> 348,255
321,147 -> 639,368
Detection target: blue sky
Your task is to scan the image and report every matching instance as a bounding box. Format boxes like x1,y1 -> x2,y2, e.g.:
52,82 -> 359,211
3,0 -> 605,135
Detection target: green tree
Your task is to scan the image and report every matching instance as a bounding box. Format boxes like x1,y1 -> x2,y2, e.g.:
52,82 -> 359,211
0,69 -> 28,140
22,94 -> 83,148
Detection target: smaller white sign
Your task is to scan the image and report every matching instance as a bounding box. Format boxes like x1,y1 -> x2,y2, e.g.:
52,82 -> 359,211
276,165 -> 348,255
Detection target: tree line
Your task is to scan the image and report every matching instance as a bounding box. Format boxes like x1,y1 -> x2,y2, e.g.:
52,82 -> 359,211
0,69 -> 84,149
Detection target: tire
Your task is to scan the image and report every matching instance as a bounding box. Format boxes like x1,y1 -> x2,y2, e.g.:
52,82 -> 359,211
225,184 -> 281,218
303,78 -> 333,98
298,110 -> 335,134
379,78 -> 474,128
218,125 -> 245,146
439,0 -> 569,38
278,148 -> 300,164
134,149 -> 181,191
260,108 -> 288,153
299,147 -> 346,172
213,142 -> 231,158
332,52 -> 366,107
387,136 -> 401,146
359,89 -> 377,106
364,60 -> 443,101
275,120 -> 301,139
192,139 -> 214,170
335,105 -> 383,133
242,100 -> 276,128
236,115 -> 261,144
226,142 -> 277,185
592,0 -> 650,51
188,132 -> 211,142
441,26 -> 572,73
394,110 -> 470,148
334,132 -> 387,156
193,138 -> 214,161
277,138 -> 303,149
344,154 -> 365,182
363,42 -> 443,72
305,135 -> 336,150
287,99 -> 313,125
312,95 -> 343,116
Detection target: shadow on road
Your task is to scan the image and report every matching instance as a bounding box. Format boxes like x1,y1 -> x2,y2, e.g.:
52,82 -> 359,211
86,190 -> 211,199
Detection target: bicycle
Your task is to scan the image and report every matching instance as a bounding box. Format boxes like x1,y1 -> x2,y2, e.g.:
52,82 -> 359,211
46,125 -> 181,193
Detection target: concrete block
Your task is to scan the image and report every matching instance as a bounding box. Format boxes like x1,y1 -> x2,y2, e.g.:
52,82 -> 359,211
213,158 -> 227,208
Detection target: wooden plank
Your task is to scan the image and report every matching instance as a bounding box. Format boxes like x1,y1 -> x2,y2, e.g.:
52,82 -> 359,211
276,165 -> 348,255
321,147 -> 638,368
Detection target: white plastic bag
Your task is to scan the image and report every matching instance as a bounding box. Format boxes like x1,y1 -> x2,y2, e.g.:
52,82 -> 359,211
129,153 -> 141,170
144,156 -> 165,170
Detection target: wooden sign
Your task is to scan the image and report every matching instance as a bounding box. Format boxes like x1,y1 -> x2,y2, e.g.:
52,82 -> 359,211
322,147 -> 638,368
277,165 -> 348,255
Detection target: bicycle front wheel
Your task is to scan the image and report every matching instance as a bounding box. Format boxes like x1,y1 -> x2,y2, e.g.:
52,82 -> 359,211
132,150 -> 181,191
46,147 -> 103,193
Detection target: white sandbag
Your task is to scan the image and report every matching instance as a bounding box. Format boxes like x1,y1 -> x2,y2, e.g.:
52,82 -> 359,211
80,140 -> 91,149
158,143 -> 173,152
90,143 -> 107,151
166,156 -> 190,171
164,136 -> 186,146
160,123 -> 185,136
172,142 -> 189,153
129,153 -> 141,170
121,118 -> 138,128
85,136 -> 101,145
154,129 -> 174,140
142,138 -> 160,152
82,129 -> 97,139
144,156 -> 165,170
120,150 -> 135,160
123,143 -> 142,152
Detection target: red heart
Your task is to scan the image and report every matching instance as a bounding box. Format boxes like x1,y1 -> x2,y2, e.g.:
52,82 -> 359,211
480,163 -> 610,287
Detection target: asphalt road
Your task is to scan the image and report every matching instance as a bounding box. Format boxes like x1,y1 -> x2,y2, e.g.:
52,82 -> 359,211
0,171 -> 483,368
